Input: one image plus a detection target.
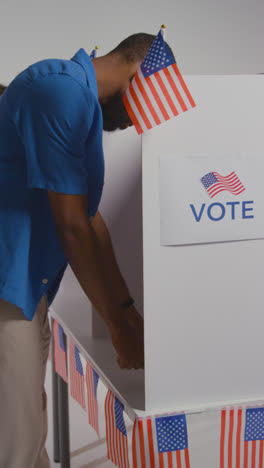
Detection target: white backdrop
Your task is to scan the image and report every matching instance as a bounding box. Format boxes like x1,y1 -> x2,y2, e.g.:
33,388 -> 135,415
0,0 -> 263,87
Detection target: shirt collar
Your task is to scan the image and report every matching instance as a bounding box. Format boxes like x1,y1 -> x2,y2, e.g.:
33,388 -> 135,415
70,48 -> 98,99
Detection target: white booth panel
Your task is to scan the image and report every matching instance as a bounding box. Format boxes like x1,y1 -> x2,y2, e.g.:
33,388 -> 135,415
142,75 -> 264,411
51,127 -> 145,408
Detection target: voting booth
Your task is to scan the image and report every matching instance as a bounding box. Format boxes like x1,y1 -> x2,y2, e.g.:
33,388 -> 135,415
50,75 -> 264,466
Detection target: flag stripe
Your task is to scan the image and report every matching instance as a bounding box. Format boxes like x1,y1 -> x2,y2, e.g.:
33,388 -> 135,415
138,420 -> 147,468
126,86 -> 148,134
69,340 -> 86,410
123,91 -> 143,134
213,175 -> 243,187
129,85 -> 152,130
86,362 -> 99,436
154,72 -> 179,116
110,394 -> 118,466
161,69 -> 185,114
105,390 -> 129,468
159,453 -> 165,468
208,185 -> 245,198
221,410 -> 226,468
145,75 -> 170,121
135,73 -> 161,125
172,63 -> 196,108
163,67 -> 188,112
252,440 -> 256,468
211,176 -> 244,189
236,409 -> 242,468
132,420 -> 138,468
210,180 -> 245,191
105,392 -> 111,460
244,441 -> 248,468
214,171 -> 236,181
151,73 -> 175,119
147,419 -> 156,467
228,409 -> 234,468
132,77 -> 157,128
260,441 -> 264,468
176,451 -> 182,468
184,449 -> 190,468
137,69 -> 166,124
167,65 -> 193,111
53,320 -> 68,383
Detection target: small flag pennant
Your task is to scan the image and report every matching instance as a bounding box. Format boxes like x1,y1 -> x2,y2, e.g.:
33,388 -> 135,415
200,171 -> 245,198
105,389 -> 129,468
86,361 -> 100,436
132,414 -> 190,467
90,47 -> 98,58
52,319 -> 68,383
123,28 -> 196,135
69,339 -> 86,410
220,406 -> 264,467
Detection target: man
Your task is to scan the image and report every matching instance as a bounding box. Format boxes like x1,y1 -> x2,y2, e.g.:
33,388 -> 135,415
0,33 -> 171,467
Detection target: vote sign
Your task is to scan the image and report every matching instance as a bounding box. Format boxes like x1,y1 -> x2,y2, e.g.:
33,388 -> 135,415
159,155 -> 264,245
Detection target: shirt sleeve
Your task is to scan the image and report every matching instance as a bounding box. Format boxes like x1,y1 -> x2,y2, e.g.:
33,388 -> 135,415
16,73 -> 95,194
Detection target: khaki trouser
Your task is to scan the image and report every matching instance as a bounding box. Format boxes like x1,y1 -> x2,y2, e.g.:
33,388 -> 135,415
0,293 -> 51,468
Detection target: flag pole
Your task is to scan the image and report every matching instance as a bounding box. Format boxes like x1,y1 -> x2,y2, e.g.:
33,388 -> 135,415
94,46 -> 99,58
160,24 -> 166,40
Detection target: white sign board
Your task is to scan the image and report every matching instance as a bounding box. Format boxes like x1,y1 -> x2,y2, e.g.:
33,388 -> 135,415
160,154 -> 264,245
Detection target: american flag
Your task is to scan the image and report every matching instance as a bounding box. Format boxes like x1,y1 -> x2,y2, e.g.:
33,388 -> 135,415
86,361 -> 100,436
123,29 -> 196,135
220,406 -> 264,467
90,47 -> 98,58
52,320 -> 68,383
132,414 -> 190,468
200,171 -> 245,198
105,389 -> 129,468
69,339 -> 86,410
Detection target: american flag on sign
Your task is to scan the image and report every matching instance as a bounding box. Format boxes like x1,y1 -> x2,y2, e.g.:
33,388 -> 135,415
200,171 -> 245,198
52,320 -> 68,383
105,389 -> 129,468
123,29 -> 196,135
220,406 -> 264,467
69,339 -> 86,410
132,414 -> 190,468
86,361 -> 100,436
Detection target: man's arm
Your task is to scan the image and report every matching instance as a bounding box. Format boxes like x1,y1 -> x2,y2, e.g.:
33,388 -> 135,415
91,211 -> 131,304
91,210 -> 144,335
47,190 -> 144,369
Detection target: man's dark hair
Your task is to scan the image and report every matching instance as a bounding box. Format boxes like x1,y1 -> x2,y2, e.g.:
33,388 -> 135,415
0,84 -> 6,96
107,32 -> 175,63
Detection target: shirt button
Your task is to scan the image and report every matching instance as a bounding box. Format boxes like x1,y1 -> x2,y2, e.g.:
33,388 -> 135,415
42,278 -> 49,284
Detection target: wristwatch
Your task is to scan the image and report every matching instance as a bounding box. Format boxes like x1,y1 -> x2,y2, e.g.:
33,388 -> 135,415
121,297 -> 135,310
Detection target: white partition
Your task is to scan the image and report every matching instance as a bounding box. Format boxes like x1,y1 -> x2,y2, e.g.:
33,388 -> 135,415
51,75 -> 264,415
51,126 -> 145,411
142,75 -> 264,412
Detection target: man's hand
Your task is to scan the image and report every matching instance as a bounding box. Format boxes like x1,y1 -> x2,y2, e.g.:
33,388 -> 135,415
109,306 -> 144,370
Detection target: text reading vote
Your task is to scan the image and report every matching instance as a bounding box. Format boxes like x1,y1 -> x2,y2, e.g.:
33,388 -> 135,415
190,201 -> 254,222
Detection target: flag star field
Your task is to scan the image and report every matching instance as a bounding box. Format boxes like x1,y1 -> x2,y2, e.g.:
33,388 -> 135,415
141,31 -> 175,77
155,414 -> 188,453
245,408 -> 264,441
115,397 -> 127,436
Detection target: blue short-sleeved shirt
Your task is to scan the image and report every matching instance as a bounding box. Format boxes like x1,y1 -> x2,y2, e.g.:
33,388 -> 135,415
0,48 -> 105,320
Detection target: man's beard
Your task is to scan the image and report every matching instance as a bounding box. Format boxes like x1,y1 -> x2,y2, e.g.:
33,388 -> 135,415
100,92 -> 132,132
